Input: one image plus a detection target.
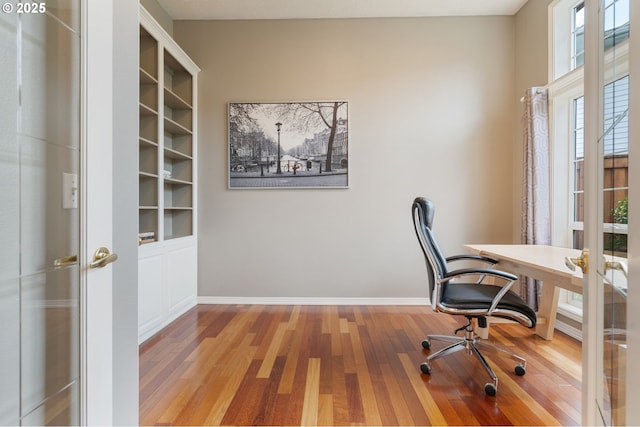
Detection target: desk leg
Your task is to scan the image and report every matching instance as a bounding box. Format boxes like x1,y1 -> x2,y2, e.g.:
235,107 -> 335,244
475,320 -> 489,339
536,283 -> 561,340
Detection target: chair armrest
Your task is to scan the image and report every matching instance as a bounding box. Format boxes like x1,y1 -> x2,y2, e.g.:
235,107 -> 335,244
444,267 -> 517,282
448,254 -> 502,286
446,255 -> 498,284
446,254 -> 498,265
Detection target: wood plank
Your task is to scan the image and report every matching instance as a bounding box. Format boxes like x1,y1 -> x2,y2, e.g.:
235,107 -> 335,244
347,321 -> 383,426
256,321 -> 288,378
300,358 -> 321,426
317,394 -> 334,426
251,355 -> 287,425
277,309 -> 307,394
219,360 -> 266,425
398,352 -> 448,426
201,335 -> 258,426
329,356 -> 350,425
379,363 -> 416,426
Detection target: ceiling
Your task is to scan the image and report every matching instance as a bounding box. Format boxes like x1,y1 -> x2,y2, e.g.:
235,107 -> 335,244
156,0 -> 530,20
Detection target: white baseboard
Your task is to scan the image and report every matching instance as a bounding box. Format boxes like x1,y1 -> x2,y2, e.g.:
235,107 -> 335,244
554,318 -> 583,341
197,296 -> 430,306
555,304 -> 583,341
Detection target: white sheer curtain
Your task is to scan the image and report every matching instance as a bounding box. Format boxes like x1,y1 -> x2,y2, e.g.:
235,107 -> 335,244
520,87 -> 551,310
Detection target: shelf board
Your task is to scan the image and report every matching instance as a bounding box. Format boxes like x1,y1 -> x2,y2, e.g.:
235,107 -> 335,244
164,147 -> 192,160
164,177 -> 192,185
139,206 -> 159,210
139,171 -> 159,179
139,67 -> 158,84
164,206 -> 193,210
139,102 -> 158,116
139,136 -> 158,147
164,87 -> 192,110
164,116 -> 192,135
164,234 -> 192,241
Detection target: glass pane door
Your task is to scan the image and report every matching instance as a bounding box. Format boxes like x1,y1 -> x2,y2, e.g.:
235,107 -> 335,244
0,2 -> 82,424
596,0 -> 629,424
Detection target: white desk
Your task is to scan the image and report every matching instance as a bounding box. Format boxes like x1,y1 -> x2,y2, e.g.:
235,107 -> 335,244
464,244 -> 583,340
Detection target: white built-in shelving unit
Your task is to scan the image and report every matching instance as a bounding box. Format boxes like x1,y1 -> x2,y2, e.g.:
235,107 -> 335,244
138,6 -> 200,343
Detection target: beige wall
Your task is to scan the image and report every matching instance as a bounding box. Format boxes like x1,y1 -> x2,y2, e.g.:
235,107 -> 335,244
513,0 -> 554,241
175,17 -> 518,298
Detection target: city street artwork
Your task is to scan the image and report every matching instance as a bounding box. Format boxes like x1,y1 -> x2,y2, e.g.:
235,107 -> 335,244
228,101 -> 349,189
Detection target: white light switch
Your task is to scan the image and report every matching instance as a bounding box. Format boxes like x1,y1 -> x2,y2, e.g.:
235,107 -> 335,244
62,172 -> 78,209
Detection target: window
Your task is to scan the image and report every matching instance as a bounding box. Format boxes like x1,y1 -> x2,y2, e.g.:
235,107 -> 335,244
601,76 -> 629,255
549,0 -> 630,316
552,0 -> 629,78
570,95 -> 584,248
550,0 -> 582,79
604,0 -> 630,49
572,2 -> 585,68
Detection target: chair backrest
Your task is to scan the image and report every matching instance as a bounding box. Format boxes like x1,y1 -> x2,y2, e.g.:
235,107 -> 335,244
412,197 -> 449,309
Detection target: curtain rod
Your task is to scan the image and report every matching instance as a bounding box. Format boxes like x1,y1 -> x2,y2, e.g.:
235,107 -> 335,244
520,87 -> 548,103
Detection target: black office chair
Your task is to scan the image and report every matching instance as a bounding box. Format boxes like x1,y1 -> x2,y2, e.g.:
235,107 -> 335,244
411,197 -> 537,396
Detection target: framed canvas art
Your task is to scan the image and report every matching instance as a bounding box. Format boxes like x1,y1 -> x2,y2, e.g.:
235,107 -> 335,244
228,101 -> 349,189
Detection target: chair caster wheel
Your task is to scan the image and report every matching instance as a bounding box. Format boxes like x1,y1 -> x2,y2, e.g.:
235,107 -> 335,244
421,339 -> 431,350
484,383 -> 497,396
420,362 -> 432,374
514,364 -> 526,376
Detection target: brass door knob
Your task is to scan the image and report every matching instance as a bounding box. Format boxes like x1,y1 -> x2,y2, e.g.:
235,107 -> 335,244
565,249 -> 589,274
604,258 -> 628,277
89,247 -> 118,269
53,254 -> 78,268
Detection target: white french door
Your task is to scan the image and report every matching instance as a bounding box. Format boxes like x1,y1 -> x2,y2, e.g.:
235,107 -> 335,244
583,0 -> 637,425
0,1 -> 115,425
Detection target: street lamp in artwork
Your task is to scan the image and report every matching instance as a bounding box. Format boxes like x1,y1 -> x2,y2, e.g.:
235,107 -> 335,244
275,121 -> 283,174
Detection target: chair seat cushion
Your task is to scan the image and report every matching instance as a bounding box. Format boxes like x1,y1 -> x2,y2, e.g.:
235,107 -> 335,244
441,283 -> 537,327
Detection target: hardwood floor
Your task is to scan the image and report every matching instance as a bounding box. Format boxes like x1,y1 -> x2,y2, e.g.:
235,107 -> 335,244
139,305 -> 582,426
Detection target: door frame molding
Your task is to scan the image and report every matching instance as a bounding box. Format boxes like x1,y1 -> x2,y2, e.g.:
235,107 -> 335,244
80,0 -> 114,424
626,2 -> 640,424
581,2 -> 601,424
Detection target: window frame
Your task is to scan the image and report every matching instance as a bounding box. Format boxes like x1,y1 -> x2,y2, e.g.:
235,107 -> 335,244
549,0 -> 584,80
